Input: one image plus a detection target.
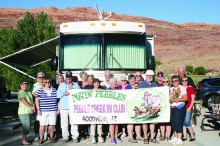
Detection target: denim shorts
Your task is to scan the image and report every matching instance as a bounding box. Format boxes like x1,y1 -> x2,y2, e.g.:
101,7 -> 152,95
183,110 -> 193,127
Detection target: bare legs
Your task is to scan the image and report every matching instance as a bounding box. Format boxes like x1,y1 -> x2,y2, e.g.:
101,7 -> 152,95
183,126 -> 195,139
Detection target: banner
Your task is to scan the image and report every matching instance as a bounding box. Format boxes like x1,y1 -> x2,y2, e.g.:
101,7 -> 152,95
68,86 -> 170,124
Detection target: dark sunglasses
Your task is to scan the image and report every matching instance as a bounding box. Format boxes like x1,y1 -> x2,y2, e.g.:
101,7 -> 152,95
182,80 -> 188,82
172,80 -> 178,83
163,81 -> 169,83
135,75 -> 142,77
44,82 -> 51,84
38,77 -> 44,79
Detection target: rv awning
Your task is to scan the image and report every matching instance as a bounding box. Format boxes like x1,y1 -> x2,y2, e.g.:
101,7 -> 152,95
0,37 -> 59,66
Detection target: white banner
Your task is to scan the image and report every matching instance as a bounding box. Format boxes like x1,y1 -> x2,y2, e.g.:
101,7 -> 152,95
68,87 -> 170,124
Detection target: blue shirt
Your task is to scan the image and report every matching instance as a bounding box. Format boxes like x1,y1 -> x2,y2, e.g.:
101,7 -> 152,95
125,84 -> 132,89
57,82 -> 81,110
138,80 -> 158,88
36,88 -> 58,112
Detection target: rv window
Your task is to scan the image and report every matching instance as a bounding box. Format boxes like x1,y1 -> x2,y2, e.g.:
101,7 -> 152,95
61,35 -> 102,69
105,34 -> 146,70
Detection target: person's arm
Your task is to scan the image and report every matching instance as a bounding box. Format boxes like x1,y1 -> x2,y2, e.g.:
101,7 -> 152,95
20,97 -> 33,108
35,90 -> 42,115
20,97 -> 35,112
35,97 -> 41,115
178,94 -> 188,102
187,94 -> 195,112
57,83 -> 66,99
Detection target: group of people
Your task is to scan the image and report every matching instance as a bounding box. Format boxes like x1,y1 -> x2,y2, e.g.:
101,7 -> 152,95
17,67 -> 196,145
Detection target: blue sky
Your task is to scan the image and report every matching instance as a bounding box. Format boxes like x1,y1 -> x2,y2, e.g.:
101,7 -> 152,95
1,0 -> 220,25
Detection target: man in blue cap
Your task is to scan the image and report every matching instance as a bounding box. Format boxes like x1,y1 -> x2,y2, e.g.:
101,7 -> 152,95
57,71 -> 81,143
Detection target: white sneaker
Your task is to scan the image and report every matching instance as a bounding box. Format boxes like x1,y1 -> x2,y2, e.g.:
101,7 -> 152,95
168,137 -> 177,143
173,139 -> 183,145
44,133 -> 48,141
34,134 -> 39,142
92,137 -> 96,144
120,133 -> 127,139
98,136 -> 104,143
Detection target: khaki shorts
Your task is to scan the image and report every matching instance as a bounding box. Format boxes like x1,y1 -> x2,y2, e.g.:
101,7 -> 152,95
39,111 -> 57,126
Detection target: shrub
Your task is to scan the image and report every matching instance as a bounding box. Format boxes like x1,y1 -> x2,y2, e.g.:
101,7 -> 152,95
194,66 -> 206,75
156,60 -> 161,67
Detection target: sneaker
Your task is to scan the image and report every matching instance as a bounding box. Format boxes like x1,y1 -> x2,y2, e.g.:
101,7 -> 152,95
111,140 -> 116,144
34,135 -> 39,142
116,138 -> 122,143
120,133 -> 126,139
98,136 -> 104,143
44,133 -> 48,141
92,137 -> 96,144
173,139 -> 183,145
73,138 -> 79,143
61,139 -> 69,143
168,137 -> 177,143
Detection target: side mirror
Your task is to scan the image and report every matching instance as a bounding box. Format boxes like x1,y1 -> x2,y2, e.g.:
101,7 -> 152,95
147,56 -> 155,70
51,56 -> 58,71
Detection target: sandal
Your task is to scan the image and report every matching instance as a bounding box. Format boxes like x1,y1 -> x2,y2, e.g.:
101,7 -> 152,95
150,139 -> 159,144
166,137 -> 171,141
144,138 -> 149,144
159,136 -> 165,141
129,139 -> 138,143
136,136 -> 144,141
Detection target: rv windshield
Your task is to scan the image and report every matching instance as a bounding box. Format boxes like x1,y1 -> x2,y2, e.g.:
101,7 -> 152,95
59,33 -> 146,70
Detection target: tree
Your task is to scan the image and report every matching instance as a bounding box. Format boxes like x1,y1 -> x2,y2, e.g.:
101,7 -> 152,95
185,65 -> 194,75
0,12 -> 57,91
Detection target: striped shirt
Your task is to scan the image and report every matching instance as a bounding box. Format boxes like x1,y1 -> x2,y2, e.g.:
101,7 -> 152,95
36,88 -> 58,112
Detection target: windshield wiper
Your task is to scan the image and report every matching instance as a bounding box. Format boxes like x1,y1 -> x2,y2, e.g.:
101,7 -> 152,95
110,47 -> 128,75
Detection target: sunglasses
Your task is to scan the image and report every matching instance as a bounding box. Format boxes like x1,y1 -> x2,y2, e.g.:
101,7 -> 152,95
135,75 -> 142,77
182,80 -> 188,82
38,77 -> 44,79
163,81 -> 169,83
44,82 -> 51,84
21,83 -> 28,85
172,80 -> 178,83
121,80 -> 126,82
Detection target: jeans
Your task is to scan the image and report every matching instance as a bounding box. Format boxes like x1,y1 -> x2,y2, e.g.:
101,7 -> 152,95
60,109 -> 79,139
183,110 -> 193,127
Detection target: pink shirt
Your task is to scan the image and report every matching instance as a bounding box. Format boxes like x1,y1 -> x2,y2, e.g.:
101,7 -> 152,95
170,85 -> 187,107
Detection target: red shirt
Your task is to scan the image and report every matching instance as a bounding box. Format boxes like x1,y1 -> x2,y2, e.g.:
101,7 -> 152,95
186,87 -> 195,110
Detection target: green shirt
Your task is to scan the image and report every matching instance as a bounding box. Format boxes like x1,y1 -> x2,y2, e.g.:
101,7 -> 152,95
31,82 -> 43,94
18,90 -> 33,114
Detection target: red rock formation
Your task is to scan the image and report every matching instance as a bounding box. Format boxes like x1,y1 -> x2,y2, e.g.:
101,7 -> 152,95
0,7 -> 219,73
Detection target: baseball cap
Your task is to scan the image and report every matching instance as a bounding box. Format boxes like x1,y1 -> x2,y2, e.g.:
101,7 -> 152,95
145,70 -> 154,76
65,71 -> 72,78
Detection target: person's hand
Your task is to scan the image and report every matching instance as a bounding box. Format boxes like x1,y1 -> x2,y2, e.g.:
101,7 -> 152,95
64,91 -> 70,96
57,109 -> 60,115
37,110 -> 42,115
186,108 -> 191,113
31,106 -> 35,113
68,85 -> 73,90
